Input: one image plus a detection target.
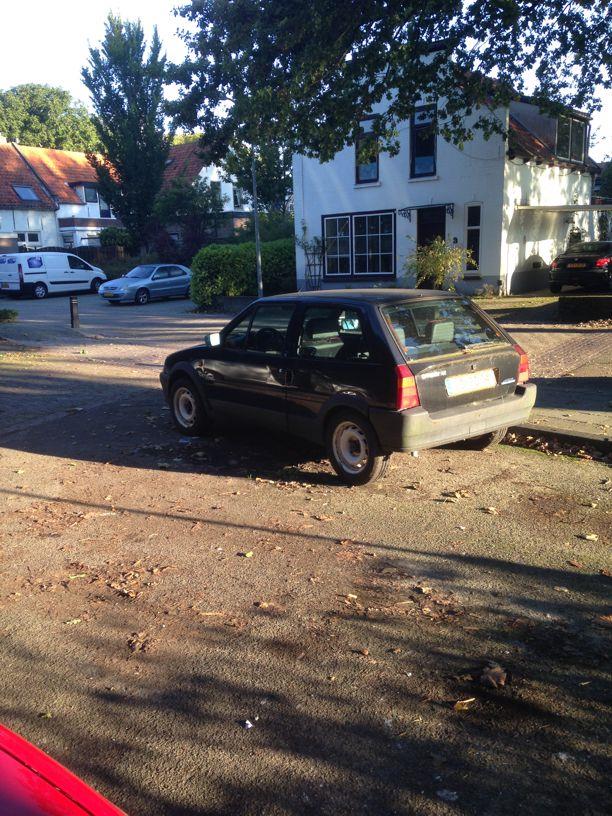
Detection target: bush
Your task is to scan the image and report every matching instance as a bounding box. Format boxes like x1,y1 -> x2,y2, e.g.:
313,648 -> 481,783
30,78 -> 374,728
190,238 -> 296,306
405,236 -> 473,290
99,226 -> 132,249
0,308 -> 18,323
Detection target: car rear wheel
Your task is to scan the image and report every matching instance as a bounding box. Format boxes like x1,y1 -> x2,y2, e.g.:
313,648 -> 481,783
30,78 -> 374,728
33,282 -> 48,299
326,410 -> 389,485
459,426 -> 508,450
135,288 -> 150,305
170,378 -> 208,436
90,278 -> 103,293
550,283 -> 562,294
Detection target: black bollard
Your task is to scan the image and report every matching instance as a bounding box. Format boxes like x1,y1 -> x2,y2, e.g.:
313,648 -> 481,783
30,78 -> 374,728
70,295 -> 80,329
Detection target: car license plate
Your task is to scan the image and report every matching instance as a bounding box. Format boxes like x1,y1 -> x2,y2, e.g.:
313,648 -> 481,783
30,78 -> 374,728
567,263 -> 586,268
445,368 -> 496,397
103,292 -> 114,298
1,282 -> 8,289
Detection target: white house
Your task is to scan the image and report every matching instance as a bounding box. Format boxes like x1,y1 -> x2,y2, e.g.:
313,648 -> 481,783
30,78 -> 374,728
0,141 -> 118,250
293,98 -> 600,294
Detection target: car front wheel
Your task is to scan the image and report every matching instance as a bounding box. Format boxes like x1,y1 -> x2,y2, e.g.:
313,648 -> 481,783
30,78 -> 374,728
90,278 -> 103,293
169,378 -> 208,436
135,288 -> 150,305
326,410 -> 389,485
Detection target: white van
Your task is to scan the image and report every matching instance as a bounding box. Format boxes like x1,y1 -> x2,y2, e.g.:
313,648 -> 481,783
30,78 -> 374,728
0,252 -> 107,299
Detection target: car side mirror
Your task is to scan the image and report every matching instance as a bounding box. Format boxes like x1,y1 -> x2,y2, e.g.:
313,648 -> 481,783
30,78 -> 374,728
203,332 -> 221,347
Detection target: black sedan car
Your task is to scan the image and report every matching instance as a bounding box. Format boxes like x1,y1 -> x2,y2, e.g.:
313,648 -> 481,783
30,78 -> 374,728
549,241 -> 612,293
161,290 -> 536,485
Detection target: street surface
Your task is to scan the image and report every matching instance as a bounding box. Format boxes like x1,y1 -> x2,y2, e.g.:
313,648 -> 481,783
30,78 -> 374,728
0,292 -> 610,815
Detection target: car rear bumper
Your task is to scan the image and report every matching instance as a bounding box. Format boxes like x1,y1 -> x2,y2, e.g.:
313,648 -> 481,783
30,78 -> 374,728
0,281 -> 21,294
370,383 -> 537,453
550,269 -> 611,288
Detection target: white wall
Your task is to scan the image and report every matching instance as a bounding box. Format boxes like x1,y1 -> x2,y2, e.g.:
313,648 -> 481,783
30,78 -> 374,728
197,166 -> 251,213
501,161 -> 594,293
293,109 -> 507,291
0,208 -> 60,245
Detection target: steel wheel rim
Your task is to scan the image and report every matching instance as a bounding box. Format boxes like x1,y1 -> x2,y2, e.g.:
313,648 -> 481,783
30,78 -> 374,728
173,387 -> 197,428
332,421 -> 369,474
136,291 -> 147,304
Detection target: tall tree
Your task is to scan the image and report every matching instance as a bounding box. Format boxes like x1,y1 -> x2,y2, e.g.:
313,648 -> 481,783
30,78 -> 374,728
171,0 -> 610,162
82,15 -> 170,248
0,84 -> 99,151
223,141 -> 293,213
154,177 -> 225,260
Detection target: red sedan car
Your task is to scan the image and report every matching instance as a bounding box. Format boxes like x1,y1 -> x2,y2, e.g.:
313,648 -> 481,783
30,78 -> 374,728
0,724 -> 125,815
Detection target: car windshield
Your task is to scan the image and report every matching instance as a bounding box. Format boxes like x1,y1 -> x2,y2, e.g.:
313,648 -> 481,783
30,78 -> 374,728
565,242 -> 612,254
381,298 -> 506,361
125,265 -> 157,279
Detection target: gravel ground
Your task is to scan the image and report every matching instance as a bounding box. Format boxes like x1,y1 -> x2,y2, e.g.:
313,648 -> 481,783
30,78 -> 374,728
0,378 -> 610,815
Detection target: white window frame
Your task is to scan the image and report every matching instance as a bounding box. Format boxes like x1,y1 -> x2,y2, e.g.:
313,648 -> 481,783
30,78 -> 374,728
352,212 -> 394,277
323,215 -> 352,277
464,204 -> 482,279
556,116 -> 587,163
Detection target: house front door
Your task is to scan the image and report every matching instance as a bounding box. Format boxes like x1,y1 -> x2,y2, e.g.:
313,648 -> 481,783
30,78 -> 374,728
416,206 -> 446,288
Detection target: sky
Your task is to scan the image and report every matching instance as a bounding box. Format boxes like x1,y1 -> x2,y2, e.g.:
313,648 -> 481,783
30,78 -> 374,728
0,0 -> 610,162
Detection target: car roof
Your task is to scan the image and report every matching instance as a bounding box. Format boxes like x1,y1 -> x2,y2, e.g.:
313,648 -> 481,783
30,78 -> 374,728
260,289 -> 460,306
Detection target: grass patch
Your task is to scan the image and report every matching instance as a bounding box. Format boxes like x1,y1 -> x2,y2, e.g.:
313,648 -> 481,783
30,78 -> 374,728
0,308 -> 18,323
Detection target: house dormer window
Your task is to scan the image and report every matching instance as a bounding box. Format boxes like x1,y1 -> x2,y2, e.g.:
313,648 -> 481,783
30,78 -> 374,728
13,185 -> 40,201
83,185 -> 98,204
410,105 -> 437,178
556,115 -> 587,163
355,118 -> 379,184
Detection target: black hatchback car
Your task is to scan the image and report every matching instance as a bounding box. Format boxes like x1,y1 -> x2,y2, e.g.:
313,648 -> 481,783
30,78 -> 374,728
160,290 -> 536,484
549,241 -> 612,293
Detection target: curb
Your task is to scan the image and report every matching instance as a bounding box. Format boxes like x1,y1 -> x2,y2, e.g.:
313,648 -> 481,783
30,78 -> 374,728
510,423 -> 611,455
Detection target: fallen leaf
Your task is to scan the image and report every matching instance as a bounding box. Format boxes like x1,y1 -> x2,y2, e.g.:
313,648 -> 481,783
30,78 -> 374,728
554,586 -> 570,593
595,614 -> 612,629
238,551 -> 254,558
483,507 -> 499,515
480,663 -> 507,688
454,697 -> 476,711
567,560 -> 583,569
579,533 -> 599,541
63,618 -> 82,626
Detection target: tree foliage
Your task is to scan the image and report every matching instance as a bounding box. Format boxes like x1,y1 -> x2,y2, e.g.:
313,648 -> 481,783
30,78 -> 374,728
222,141 -> 293,213
0,84 -> 99,151
172,0 -> 610,162
154,177 -> 225,261
82,15 -> 170,248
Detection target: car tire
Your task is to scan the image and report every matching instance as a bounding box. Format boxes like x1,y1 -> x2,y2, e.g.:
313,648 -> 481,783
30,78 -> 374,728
135,288 -> 150,305
459,426 -> 508,450
549,283 -> 562,294
169,377 -> 208,436
90,278 -> 103,293
326,410 -> 389,485
33,282 -> 48,299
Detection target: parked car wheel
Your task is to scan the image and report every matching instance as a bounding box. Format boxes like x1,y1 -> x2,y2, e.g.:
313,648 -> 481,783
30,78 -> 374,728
90,277 -> 103,293
170,378 -> 208,436
135,288 -> 150,305
550,283 -> 562,294
458,426 -> 508,450
326,410 -> 389,485
33,282 -> 48,299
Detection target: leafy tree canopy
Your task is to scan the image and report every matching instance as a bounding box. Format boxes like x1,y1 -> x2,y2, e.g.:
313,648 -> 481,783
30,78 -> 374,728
222,141 -> 293,213
0,84 -> 99,151
82,15 -> 170,247
171,0 -> 610,162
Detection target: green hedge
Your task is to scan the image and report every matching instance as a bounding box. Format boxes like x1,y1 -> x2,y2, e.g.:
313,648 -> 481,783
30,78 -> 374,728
190,238 -> 296,306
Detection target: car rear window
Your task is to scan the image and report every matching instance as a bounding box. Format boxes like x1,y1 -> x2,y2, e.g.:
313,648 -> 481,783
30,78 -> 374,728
566,242 -> 612,254
381,298 -> 506,361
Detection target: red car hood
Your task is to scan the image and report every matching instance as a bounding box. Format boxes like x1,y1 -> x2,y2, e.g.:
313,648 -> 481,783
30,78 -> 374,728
0,724 -> 126,816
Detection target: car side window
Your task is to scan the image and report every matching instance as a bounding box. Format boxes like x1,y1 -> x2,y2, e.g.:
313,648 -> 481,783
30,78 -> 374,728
153,268 -> 171,280
298,306 -> 372,361
223,312 -> 253,350
169,267 -> 187,277
68,255 -> 92,271
246,304 -> 295,355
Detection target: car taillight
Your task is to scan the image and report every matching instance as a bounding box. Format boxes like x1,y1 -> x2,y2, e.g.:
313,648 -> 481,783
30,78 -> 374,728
551,260 -> 559,269
513,343 -> 530,384
17,263 -> 24,283
396,364 -> 420,410
595,257 -> 610,268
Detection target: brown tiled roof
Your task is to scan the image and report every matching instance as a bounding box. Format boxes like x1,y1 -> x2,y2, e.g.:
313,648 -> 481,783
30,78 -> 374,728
162,141 -> 208,189
16,145 -> 98,205
0,143 -> 56,210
